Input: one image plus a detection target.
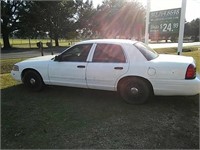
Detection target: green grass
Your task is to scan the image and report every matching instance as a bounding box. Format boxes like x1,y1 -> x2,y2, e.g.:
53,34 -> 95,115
0,73 -> 19,89
154,45 -> 200,54
0,58 -> 26,74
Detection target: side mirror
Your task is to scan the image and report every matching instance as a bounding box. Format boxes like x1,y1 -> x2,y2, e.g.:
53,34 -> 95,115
54,55 -> 61,61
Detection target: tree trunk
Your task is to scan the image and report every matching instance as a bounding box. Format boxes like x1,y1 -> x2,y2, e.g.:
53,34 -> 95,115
54,36 -> 59,47
2,33 -> 11,49
54,33 -> 59,46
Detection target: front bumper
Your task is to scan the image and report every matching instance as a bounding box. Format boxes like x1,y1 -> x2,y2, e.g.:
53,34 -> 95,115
11,70 -> 22,82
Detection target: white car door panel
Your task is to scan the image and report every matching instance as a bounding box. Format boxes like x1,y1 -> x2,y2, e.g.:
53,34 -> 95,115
86,63 -> 129,91
48,44 -> 93,88
48,61 -> 87,88
86,43 -> 129,91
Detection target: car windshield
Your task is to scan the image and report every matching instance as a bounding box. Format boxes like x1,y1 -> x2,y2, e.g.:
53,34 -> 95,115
134,42 -> 158,61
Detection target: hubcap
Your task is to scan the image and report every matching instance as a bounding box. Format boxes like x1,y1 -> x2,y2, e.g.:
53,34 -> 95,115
130,87 -> 139,95
30,78 -> 36,85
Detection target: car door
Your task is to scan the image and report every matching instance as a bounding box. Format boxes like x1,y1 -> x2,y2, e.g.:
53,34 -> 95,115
48,44 -> 93,88
86,43 -> 129,91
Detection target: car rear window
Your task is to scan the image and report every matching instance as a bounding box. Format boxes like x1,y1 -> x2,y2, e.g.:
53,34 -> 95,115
134,42 -> 158,61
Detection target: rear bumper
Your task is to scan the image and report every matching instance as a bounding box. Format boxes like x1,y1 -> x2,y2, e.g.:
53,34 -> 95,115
152,74 -> 200,96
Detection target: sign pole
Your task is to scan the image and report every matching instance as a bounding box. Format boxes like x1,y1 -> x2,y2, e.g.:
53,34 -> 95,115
177,0 -> 187,55
145,0 -> 150,45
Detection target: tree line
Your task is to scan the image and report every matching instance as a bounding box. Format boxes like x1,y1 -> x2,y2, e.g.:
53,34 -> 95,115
1,0 -> 199,49
184,18 -> 199,42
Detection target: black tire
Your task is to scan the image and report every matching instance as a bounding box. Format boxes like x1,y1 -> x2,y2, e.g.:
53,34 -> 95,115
119,78 -> 151,104
22,70 -> 44,91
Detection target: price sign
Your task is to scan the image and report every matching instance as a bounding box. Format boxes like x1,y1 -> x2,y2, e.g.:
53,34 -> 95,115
149,8 -> 181,34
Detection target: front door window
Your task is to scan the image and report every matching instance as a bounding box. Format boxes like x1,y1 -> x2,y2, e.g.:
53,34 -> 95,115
60,44 -> 92,62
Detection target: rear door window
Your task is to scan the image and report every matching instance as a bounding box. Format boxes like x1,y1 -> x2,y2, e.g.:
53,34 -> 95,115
92,44 -> 126,63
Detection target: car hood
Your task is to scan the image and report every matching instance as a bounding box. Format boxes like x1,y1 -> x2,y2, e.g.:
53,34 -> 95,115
19,55 -> 56,64
152,54 -> 194,64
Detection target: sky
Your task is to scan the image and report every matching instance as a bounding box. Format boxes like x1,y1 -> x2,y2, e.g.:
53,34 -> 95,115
92,0 -> 200,22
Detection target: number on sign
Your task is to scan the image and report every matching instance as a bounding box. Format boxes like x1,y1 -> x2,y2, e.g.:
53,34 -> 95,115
160,23 -> 172,32
173,23 -> 179,28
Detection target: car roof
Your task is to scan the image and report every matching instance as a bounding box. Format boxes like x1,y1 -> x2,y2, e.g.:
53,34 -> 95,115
77,39 -> 138,45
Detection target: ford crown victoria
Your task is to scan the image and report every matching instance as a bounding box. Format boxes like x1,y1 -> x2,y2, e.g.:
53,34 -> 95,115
11,39 -> 200,104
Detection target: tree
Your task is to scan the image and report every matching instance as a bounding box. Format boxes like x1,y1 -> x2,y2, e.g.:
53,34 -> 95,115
18,1 -> 78,46
75,0 -> 97,39
1,0 -> 30,49
184,18 -> 199,41
184,22 -> 191,37
90,0 -> 146,39
189,18 -> 199,41
75,0 -> 146,39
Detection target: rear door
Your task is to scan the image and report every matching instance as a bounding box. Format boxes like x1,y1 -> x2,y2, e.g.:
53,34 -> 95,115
86,43 -> 129,91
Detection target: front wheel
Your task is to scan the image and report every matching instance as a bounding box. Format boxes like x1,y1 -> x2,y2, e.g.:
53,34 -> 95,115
119,78 -> 151,104
22,70 -> 44,91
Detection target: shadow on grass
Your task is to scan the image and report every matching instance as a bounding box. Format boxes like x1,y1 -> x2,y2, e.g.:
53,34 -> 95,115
1,84 -> 199,149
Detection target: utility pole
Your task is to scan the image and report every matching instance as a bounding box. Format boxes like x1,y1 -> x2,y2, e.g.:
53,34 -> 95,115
145,0 -> 151,45
177,0 -> 187,55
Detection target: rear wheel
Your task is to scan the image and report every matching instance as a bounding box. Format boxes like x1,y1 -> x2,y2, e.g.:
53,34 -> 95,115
119,78 -> 151,104
22,70 -> 44,91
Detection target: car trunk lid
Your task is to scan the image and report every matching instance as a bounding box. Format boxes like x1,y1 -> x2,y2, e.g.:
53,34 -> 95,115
149,54 -> 196,80
152,54 -> 194,64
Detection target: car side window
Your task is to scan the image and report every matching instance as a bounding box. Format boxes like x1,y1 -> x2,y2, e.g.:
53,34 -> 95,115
92,44 -> 126,63
60,44 -> 92,62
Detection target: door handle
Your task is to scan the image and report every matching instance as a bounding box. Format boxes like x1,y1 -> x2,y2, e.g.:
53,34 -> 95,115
114,67 -> 123,70
77,65 -> 85,68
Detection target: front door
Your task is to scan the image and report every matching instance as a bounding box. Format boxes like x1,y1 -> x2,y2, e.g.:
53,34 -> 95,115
48,44 -> 93,88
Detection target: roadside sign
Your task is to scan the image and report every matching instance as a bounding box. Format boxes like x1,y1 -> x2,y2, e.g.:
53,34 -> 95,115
149,8 -> 181,34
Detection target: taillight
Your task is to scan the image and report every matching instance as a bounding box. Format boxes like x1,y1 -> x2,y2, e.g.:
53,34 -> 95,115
185,64 -> 196,79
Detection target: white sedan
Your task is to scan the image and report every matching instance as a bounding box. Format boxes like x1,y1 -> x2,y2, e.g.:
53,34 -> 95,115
11,39 -> 200,104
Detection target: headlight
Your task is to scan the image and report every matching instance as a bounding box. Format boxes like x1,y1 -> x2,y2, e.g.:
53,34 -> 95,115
12,65 -> 19,71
